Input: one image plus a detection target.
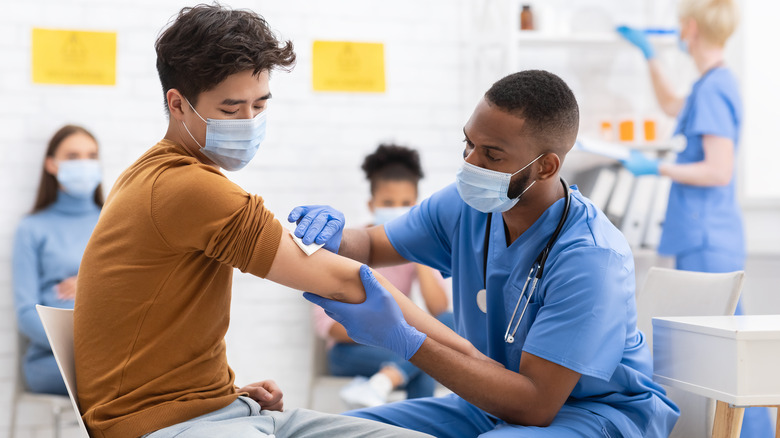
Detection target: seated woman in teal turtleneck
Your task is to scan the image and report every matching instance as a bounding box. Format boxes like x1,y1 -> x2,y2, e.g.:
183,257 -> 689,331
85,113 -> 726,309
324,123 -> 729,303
12,125 -> 103,395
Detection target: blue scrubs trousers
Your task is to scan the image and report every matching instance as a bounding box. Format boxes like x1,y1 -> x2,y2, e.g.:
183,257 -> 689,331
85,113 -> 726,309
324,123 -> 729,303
346,393 -> 621,438
676,247 -> 774,438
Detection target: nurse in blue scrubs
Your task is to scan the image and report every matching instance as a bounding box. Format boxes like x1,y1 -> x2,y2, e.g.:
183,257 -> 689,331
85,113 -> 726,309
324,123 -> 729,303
294,70 -> 679,437
618,0 -> 773,435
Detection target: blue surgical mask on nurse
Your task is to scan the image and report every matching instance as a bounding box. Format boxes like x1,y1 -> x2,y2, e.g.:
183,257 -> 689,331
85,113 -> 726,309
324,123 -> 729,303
456,154 -> 543,213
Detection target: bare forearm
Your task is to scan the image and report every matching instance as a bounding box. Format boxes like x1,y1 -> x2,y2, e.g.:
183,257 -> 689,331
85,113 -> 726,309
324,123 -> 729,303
660,137 -> 734,186
416,265 -> 449,316
339,226 -> 408,268
338,229 -> 372,264
648,59 -> 685,117
660,161 -> 732,186
410,338 -> 556,426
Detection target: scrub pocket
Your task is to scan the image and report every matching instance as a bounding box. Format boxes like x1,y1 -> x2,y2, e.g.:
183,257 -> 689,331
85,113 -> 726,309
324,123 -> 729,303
504,282 -> 541,369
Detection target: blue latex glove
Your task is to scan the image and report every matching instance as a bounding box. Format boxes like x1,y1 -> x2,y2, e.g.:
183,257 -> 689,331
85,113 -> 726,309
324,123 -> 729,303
616,25 -> 655,59
621,150 -> 660,176
288,205 -> 345,253
304,265 -> 427,361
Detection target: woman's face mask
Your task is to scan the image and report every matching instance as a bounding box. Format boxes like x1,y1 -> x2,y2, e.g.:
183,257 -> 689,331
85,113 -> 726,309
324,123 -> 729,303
181,97 -> 267,171
373,206 -> 412,225
57,159 -> 102,198
455,154 -> 542,213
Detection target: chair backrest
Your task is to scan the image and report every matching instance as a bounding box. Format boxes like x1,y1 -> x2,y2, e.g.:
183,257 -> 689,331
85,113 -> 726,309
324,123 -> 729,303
637,267 -> 743,351
36,305 -> 91,437
637,267 -> 743,438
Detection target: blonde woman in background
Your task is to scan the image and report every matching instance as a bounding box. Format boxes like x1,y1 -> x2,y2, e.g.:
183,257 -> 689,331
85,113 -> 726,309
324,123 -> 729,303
618,1 -> 773,436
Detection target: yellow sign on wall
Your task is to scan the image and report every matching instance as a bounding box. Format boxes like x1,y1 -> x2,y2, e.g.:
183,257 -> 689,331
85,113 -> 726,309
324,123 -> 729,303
32,28 -> 117,86
312,41 -> 385,93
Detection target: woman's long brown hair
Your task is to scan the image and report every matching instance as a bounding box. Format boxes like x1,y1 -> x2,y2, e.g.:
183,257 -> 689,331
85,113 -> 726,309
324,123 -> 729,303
32,125 -> 104,213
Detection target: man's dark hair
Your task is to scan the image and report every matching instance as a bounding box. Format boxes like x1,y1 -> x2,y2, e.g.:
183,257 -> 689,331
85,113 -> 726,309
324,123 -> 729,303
485,70 -> 579,154
361,144 -> 424,195
155,3 -> 296,112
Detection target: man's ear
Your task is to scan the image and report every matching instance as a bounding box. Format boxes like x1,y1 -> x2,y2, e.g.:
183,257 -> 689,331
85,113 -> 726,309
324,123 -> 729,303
167,89 -> 186,121
537,153 -> 561,181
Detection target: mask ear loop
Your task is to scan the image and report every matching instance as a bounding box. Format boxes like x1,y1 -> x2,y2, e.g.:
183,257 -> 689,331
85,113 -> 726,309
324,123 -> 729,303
181,96 -> 207,149
509,153 -> 544,200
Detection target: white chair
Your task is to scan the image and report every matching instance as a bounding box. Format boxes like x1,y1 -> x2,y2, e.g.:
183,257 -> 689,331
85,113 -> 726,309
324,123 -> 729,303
636,267 -> 743,438
10,333 -> 76,438
35,305 -> 91,438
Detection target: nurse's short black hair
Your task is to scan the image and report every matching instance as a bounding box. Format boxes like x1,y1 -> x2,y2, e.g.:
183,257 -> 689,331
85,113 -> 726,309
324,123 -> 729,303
361,144 -> 424,196
155,3 -> 296,114
485,70 -> 579,154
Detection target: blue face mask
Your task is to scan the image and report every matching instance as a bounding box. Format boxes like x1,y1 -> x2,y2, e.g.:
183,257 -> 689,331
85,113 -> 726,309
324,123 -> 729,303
373,206 -> 411,225
57,159 -> 102,198
182,98 -> 267,171
678,37 -> 689,54
455,154 -> 543,213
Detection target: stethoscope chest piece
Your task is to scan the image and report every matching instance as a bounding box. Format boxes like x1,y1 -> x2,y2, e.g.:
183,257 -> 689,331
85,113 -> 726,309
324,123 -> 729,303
476,289 -> 487,313
505,334 -> 515,343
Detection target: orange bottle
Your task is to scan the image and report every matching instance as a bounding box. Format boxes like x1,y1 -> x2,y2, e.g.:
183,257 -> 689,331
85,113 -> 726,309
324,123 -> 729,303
643,119 -> 657,142
618,120 -> 635,142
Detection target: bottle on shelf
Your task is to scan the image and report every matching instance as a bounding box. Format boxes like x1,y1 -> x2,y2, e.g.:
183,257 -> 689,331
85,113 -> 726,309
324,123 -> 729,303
520,5 -> 534,31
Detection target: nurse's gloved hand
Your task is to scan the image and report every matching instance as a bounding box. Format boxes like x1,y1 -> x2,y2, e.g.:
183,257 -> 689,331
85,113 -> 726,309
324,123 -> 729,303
621,150 -> 660,176
617,26 -> 655,59
304,265 -> 427,361
288,205 -> 344,253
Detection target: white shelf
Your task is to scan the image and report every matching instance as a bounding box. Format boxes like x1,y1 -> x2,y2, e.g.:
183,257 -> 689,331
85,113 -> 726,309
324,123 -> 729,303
513,31 -> 677,46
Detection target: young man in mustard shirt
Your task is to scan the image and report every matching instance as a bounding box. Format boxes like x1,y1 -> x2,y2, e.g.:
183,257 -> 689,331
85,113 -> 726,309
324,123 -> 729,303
73,5 -> 483,438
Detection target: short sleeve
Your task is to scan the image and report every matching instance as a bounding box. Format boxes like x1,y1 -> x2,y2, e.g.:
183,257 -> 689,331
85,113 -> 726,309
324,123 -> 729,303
384,185 -> 461,277
522,247 -> 630,380
151,164 -> 282,277
687,78 -> 738,141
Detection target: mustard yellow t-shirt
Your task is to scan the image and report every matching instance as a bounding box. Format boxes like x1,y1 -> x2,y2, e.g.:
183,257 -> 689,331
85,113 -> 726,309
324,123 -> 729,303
74,140 -> 282,438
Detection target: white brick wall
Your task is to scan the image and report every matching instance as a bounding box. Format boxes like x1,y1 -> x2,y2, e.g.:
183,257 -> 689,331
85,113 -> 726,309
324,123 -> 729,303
3,0 -> 779,436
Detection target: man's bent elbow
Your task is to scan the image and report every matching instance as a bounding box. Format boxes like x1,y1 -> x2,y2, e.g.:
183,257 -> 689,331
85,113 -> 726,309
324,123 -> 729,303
501,404 -> 561,428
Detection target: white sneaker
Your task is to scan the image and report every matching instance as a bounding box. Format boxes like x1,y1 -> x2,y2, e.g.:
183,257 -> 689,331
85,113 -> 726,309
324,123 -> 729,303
339,376 -> 387,409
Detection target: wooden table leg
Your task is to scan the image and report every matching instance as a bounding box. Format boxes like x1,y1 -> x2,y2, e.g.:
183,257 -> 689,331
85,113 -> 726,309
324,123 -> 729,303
775,407 -> 779,438
712,400 -> 744,438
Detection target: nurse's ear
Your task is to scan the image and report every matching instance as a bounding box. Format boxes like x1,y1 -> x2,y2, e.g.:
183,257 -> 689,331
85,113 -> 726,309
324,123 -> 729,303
680,17 -> 699,44
536,153 -> 561,182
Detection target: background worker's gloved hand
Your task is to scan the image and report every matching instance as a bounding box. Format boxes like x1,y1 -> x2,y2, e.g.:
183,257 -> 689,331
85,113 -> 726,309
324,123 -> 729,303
621,150 -> 660,176
288,205 -> 345,253
616,25 -> 655,59
304,265 -> 427,361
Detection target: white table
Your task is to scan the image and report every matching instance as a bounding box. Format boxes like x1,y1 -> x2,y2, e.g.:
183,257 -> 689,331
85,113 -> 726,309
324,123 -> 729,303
653,315 -> 780,438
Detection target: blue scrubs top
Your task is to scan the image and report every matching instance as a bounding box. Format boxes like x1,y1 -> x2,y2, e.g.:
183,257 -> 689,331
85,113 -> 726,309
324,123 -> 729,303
658,67 -> 744,257
385,184 -> 679,437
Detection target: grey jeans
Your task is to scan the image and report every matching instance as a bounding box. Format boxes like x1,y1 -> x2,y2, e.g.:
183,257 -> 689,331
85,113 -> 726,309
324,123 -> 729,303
144,396 -> 432,438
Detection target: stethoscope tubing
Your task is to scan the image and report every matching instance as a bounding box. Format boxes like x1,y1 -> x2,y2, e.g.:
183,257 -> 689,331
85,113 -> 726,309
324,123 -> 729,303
483,177 -> 571,344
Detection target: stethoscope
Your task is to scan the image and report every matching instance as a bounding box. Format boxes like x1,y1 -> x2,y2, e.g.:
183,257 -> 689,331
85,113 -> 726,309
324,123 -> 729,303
482,177 -> 571,344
